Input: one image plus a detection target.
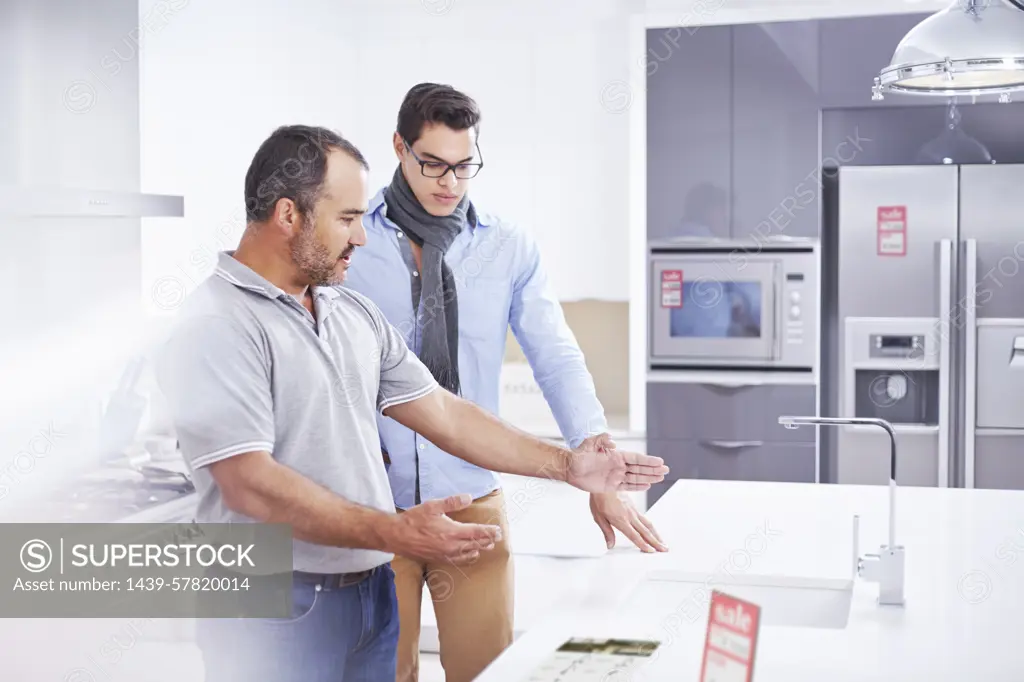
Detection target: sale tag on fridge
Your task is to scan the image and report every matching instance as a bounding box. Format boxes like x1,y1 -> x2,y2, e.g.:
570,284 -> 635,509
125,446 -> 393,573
698,590 -> 761,682
661,269 -> 683,308
877,205 -> 907,257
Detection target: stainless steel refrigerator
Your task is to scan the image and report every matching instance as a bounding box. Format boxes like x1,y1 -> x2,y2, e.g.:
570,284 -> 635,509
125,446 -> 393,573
827,164 -> 1024,490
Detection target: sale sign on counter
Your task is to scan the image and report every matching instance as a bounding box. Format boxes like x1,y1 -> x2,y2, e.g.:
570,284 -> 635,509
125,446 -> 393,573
698,590 -> 761,682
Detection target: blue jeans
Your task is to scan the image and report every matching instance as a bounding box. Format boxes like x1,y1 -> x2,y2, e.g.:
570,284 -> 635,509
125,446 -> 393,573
197,563 -> 399,682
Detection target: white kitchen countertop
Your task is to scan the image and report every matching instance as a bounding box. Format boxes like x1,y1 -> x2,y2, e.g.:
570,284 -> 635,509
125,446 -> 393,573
5,621 -> 204,681
417,473 -> 650,652
475,479 -> 1024,681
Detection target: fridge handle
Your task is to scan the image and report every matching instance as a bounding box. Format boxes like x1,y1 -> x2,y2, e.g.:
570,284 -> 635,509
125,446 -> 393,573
938,239 -> 953,489
964,239 -> 978,489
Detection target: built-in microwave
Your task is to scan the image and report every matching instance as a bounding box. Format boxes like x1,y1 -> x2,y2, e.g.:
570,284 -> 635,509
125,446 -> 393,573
648,238 -> 819,371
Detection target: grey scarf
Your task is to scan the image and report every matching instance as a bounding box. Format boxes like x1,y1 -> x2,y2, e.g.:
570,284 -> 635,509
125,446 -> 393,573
384,165 -> 477,395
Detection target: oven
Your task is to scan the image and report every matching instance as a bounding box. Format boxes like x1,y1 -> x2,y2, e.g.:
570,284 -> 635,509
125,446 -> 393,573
648,238 -> 819,371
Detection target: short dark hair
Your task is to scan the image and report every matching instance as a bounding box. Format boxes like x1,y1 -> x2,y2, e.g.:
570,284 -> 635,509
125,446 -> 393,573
244,125 -> 369,223
396,83 -> 481,146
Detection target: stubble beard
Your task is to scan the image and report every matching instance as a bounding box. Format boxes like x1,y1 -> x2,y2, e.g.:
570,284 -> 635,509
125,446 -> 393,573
290,213 -> 341,287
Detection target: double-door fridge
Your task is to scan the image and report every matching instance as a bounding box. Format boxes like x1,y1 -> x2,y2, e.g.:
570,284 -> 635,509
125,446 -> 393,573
827,164 -> 1024,490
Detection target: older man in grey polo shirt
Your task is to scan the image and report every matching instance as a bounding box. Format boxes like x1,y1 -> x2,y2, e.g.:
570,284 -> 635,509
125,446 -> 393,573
153,124 -> 668,682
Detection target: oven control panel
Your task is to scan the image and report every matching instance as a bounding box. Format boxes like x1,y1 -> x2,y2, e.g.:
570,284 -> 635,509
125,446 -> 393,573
784,272 -> 808,347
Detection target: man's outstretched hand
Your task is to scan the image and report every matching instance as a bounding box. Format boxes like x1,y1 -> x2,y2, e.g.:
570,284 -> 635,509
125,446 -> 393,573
564,439 -> 669,493
381,494 -> 501,565
577,433 -> 669,553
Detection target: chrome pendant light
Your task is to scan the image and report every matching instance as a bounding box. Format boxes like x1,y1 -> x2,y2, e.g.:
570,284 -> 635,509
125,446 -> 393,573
873,0 -> 1024,100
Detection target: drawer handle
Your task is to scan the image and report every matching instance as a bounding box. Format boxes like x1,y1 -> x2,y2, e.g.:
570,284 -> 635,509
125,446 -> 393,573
703,440 -> 764,450
1011,336 -> 1024,367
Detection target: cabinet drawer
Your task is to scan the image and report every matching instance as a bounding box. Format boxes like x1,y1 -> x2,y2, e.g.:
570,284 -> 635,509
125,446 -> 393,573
837,429 -> 939,487
977,326 -> 1024,430
975,433 -> 1024,491
649,438 -> 817,486
648,383 -> 816,442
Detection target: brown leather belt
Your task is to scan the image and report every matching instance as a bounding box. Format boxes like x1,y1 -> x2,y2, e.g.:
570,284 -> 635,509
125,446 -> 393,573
293,569 -> 372,590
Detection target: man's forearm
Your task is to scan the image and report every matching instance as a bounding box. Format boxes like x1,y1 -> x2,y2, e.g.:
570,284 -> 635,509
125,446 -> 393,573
534,362 -> 607,448
430,393 -> 573,481
214,453 -> 395,551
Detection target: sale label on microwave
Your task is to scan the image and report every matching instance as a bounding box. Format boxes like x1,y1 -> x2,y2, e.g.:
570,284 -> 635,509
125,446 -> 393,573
698,590 -> 761,682
661,270 -> 683,308
877,205 -> 907,257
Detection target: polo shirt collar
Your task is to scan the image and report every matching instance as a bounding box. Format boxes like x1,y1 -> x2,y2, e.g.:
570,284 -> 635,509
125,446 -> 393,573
214,251 -> 340,303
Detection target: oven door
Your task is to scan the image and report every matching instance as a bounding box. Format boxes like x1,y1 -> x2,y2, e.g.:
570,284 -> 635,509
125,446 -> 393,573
650,257 -> 780,364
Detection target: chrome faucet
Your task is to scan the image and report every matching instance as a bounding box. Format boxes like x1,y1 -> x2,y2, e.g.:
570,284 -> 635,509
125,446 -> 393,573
778,416 -> 906,607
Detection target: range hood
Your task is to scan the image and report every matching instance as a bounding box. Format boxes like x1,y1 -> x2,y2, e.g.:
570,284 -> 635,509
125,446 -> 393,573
0,185 -> 184,218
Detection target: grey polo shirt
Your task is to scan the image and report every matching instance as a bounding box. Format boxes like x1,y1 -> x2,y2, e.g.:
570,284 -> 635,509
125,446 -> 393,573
153,251 -> 438,574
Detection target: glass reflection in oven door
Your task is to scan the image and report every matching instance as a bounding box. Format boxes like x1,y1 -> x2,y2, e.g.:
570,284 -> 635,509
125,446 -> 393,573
650,259 -> 778,364
669,280 -> 763,339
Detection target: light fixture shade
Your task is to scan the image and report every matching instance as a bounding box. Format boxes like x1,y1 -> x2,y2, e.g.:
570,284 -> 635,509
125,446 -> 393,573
873,0 -> 1024,99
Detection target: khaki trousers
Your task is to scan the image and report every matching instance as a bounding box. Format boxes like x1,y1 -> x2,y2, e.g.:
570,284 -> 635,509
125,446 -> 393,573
393,488 -> 514,682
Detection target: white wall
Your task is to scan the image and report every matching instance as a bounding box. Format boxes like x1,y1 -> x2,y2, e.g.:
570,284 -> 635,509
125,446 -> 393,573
139,0 -> 635,311
0,0 -> 159,509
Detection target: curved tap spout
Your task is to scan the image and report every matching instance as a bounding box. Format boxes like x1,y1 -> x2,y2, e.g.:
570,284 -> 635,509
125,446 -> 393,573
778,416 -> 897,549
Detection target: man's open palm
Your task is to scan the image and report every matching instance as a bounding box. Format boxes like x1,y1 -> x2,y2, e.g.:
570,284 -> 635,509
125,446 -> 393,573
565,448 -> 668,493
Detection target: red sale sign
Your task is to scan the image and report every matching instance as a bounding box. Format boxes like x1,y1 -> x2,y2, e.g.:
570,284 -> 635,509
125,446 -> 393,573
877,205 -> 907,257
699,590 -> 761,682
661,269 -> 683,308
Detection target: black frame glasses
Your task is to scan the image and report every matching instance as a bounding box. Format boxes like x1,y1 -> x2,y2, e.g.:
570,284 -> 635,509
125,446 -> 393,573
403,138 -> 484,179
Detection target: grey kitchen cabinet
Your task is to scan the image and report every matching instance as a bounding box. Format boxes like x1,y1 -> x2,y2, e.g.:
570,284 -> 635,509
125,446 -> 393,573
646,26 -> 733,242
646,439 -> 816,507
730,22 -> 820,240
817,14 -> 933,110
647,382 -> 816,444
646,382 -> 818,505
651,439 -> 816,483
646,12 -> 960,245
822,102 -> 1024,168
646,22 -> 822,241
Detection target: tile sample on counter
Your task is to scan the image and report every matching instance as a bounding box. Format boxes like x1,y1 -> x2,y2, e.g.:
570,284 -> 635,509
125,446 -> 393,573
523,637 -> 661,682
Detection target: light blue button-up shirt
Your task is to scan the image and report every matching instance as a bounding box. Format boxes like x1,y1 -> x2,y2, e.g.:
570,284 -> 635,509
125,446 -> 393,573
344,187 -> 608,509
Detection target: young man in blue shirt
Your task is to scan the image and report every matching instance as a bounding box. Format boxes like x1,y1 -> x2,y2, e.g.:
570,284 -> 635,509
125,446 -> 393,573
344,83 -> 668,682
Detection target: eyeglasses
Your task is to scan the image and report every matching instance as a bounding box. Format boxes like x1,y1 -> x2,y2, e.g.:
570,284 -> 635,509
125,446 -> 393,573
403,138 -> 484,179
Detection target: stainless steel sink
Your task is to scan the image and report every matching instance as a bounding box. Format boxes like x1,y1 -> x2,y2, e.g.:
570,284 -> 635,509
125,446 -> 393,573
620,570 -> 855,630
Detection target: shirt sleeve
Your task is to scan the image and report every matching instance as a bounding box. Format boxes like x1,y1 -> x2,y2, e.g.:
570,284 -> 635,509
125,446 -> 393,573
359,297 -> 439,413
152,313 -> 276,471
509,228 -> 608,448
